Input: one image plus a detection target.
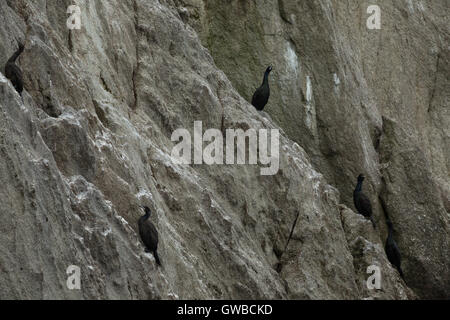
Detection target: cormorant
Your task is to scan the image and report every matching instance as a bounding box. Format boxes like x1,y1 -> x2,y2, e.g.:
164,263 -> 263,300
353,174 -> 376,229
138,206 -> 161,266
4,43 -> 25,96
251,66 -> 272,111
385,219 -> 404,279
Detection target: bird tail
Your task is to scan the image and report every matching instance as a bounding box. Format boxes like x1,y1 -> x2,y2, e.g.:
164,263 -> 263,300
153,250 -> 161,267
370,216 -> 376,229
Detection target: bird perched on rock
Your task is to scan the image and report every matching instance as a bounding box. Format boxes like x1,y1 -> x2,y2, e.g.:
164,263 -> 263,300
5,42 -> 25,96
138,206 -> 161,266
251,66 -> 272,111
385,218 -> 404,279
353,174 -> 376,229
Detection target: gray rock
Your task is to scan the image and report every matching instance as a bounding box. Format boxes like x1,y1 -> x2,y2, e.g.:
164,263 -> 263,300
177,0 -> 450,299
0,0 -> 447,299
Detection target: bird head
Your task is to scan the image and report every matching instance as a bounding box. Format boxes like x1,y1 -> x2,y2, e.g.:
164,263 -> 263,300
266,66 -> 273,73
141,206 -> 151,216
357,174 -> 365,182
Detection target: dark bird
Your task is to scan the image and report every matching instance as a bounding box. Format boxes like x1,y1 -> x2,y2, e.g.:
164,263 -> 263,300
353,174 -> 376,229
138,206 -> 161,266
251,66 -> 272,111
5,43 -> 25,96
385,219 -> 404,279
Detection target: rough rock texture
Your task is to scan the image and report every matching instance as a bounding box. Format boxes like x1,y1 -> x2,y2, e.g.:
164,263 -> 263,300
174,0 -> 449,298
0,0 -> 447,299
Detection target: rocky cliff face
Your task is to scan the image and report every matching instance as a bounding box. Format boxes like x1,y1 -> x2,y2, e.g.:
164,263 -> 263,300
0,0 -> 447,299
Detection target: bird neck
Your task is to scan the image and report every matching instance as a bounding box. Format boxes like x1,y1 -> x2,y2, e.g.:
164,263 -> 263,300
141,211 -> 151,221
262,71 -> 270,86
8,46 -> 24,64
387,222 -> 394,238
355,180 -> 363,192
